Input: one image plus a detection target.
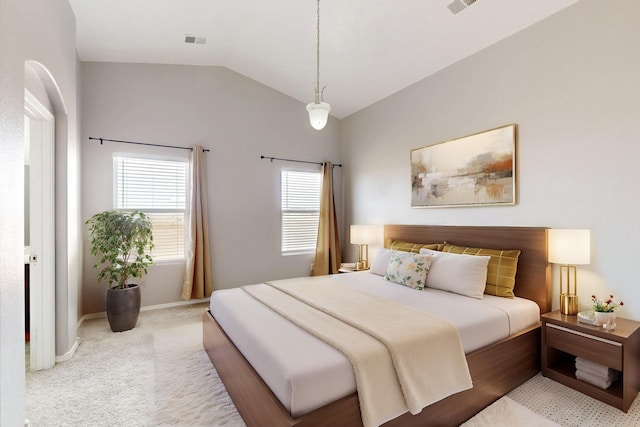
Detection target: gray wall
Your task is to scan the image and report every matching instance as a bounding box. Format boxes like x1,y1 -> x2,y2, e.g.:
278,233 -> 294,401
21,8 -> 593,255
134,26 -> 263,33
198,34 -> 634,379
341,0 -> 640,319
80,62 -> 342,314
0,0 -> 81,424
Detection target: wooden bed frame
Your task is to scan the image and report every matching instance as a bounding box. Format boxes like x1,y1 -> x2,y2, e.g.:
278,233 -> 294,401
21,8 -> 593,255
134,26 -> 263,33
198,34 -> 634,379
203,225 -> 551,426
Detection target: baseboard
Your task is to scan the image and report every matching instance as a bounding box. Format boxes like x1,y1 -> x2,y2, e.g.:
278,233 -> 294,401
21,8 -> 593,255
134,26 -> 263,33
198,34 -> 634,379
77,297 -> 210,329
139,297 -> 210,313
55,338 -> 79,363
77,311 -> 107,329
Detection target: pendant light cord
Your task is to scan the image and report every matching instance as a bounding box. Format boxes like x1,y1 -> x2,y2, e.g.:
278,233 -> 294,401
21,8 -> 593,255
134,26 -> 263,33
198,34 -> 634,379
315,0 -> 321,101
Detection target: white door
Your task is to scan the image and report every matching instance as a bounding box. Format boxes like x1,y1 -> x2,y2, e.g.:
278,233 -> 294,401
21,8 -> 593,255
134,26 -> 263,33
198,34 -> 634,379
25,90 -> 56,371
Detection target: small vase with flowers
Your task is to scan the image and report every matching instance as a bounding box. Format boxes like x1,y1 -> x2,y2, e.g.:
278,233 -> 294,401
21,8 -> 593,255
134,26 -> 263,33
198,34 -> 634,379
592,294 -> 623,330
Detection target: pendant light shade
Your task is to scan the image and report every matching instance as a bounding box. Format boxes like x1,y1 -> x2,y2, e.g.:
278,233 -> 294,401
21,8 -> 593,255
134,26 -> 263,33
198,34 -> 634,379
307,0 -> 330,131
306,101 -> 331,130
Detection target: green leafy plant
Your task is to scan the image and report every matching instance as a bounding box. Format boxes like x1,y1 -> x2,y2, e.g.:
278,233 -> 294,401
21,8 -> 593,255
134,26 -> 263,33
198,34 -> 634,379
86,210 -> 154,289
591,294 -> 624,312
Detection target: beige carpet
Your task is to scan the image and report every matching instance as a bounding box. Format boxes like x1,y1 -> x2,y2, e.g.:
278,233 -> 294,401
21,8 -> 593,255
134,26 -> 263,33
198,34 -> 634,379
25,303 -> 244,426
25,304 -> 640,426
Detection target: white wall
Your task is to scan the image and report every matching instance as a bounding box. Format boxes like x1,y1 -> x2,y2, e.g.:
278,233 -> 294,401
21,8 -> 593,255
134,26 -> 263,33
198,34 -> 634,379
80,62 -> 342,315
341,0 -> 640,319
0,0 -> 80,424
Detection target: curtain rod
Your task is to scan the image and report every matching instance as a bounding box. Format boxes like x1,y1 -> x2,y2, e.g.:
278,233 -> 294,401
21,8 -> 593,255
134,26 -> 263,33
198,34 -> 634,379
260,155 -> 342,168
89,137 -> 210,152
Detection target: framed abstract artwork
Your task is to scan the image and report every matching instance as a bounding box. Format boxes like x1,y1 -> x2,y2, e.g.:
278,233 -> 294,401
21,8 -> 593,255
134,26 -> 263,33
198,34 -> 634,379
411,124 -> 516,208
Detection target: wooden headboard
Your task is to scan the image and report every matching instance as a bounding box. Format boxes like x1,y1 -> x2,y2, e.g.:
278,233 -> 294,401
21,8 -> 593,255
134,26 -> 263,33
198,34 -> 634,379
384,225 -> 551,314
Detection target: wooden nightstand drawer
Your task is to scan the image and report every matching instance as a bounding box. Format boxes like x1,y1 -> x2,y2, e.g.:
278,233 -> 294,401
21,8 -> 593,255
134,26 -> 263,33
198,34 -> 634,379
546,323 -> 622,370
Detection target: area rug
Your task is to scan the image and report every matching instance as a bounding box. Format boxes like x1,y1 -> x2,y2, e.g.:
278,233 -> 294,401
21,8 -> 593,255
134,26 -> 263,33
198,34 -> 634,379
508,374 -> 640,427
153,324 -> 245,426
462,396 -> 560,427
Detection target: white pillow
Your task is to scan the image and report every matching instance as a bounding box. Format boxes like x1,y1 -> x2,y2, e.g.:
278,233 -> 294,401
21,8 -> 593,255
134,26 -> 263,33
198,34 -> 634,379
370,248 -> 394,276
419,248 -> 490,299
384,251 -> 432,290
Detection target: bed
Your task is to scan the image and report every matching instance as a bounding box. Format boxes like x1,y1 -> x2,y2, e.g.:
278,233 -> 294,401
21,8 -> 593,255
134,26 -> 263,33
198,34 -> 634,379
203,225 -> 551,426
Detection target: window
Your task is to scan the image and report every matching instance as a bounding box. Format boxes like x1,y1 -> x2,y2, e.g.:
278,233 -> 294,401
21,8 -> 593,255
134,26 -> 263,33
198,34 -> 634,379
114,155 -> 189,261
281,169 -> 321,255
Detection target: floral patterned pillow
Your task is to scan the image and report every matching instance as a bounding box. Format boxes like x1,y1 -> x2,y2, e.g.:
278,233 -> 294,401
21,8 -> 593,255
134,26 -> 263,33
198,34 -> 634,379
384,251 -> 432,290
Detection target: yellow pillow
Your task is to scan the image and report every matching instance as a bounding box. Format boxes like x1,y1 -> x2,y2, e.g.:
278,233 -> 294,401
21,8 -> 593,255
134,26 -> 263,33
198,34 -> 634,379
441,244 -> 520,298
386,239 -> 443,253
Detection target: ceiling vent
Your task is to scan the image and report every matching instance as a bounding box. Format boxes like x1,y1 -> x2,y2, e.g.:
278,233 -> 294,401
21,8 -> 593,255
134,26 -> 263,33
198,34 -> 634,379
448,0 -> 477,14
184,35 -> 207,45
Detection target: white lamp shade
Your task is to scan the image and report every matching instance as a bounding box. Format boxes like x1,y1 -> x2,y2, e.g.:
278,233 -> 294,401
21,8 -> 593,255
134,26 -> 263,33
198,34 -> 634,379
306,102 -> 331,130
350,225 -> 376,245
548,229 -> 590,265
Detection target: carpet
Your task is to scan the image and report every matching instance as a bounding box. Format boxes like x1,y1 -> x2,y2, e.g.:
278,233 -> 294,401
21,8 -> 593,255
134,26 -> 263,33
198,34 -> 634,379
26,324 -> 156,426
26,304 -> 640,426
27,309 -> 245,426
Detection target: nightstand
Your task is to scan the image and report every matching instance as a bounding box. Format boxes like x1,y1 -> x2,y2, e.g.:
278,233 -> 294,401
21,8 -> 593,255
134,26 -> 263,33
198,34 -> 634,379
542,310 -> 640,412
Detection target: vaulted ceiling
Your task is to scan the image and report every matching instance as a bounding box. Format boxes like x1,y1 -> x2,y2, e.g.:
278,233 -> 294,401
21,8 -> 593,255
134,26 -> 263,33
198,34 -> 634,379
70,0 -> 578,119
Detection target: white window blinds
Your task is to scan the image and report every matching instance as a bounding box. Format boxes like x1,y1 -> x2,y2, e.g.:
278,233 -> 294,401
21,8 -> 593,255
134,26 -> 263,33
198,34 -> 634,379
114,156 -> 188,261
281,169 -> 321,255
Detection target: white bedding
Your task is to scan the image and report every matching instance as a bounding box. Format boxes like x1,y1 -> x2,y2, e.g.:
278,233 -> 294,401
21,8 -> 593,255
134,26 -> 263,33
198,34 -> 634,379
209,271 -> 540,418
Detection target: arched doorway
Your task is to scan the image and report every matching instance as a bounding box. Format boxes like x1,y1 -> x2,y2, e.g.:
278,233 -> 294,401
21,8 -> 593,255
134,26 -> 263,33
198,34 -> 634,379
24,59 -> 77,371
24,74 -> 56,371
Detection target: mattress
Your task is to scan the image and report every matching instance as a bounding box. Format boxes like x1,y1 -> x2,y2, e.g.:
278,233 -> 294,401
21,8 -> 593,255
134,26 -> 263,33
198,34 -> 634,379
209,271 -> 540,418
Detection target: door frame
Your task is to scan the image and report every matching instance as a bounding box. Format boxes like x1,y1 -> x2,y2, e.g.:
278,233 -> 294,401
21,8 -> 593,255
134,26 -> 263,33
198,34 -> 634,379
24,89 -> 56,371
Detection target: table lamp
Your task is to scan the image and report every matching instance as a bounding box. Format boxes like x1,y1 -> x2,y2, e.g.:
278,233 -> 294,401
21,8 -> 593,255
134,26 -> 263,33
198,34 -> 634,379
548,229 -> 591,315
350,225 -> 376,271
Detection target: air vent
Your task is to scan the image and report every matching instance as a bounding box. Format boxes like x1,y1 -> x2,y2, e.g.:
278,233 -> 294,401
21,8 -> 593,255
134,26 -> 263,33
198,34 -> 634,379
184,35 -> 207,45
447,0 -> 478,14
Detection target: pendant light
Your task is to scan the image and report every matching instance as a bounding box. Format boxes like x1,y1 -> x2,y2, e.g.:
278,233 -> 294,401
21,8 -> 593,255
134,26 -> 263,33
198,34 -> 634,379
306,0 -> 330,130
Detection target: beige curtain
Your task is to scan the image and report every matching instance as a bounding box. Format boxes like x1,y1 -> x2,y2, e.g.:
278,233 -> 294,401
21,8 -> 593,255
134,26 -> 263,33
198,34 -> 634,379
181,145 -> 213,300
312,162 -> 341,276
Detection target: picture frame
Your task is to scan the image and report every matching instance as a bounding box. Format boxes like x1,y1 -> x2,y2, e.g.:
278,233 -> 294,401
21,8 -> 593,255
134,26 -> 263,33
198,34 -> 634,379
411,124 -> 516,208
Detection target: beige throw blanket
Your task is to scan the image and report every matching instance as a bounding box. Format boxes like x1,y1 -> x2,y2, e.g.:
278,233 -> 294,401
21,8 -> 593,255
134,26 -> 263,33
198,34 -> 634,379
242,276 -> 472,427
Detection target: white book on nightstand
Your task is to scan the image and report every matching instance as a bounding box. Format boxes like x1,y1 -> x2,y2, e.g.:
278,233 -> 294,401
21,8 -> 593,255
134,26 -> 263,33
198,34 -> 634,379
338,263 -> 357,273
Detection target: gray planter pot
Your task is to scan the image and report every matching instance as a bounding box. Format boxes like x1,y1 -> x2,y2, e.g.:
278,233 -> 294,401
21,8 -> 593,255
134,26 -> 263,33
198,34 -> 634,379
106,284 -> 141,332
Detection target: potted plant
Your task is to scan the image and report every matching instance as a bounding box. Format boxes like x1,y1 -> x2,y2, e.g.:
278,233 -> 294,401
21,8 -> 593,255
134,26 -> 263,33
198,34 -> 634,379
591,294 -> 624,329
86,210 -> 154,332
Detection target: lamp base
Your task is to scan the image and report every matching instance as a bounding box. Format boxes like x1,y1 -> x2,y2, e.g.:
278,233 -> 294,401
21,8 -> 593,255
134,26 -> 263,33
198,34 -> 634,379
560,293 -> 579,315
355,261 -> 368,271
